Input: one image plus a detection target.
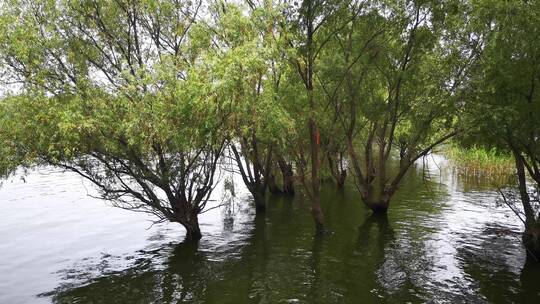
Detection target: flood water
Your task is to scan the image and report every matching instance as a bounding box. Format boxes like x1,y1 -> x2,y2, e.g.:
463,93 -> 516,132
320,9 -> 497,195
0,155 -> 539,303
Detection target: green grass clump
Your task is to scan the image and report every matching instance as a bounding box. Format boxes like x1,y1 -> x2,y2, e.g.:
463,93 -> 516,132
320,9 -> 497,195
444,145 -> 515,180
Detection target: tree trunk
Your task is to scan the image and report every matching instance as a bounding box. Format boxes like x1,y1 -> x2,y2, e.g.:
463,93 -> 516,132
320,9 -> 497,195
366,198 -> 390,214
268,172 -> 283,195
278,158 -> 295,196
523,225 -> 540,260
182,214 -> 202,242
310,119 -> 324,231
311,196 -> 325,232
513,150 -> 540,260
337,170 -> 346,190
328,153 -> 347,190
252,188 -> 266,214
369,203 -> 389,214
514,151 -> 536,225
304,2 -> 324,232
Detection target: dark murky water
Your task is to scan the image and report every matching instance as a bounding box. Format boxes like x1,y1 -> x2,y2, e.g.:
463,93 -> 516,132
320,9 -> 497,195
1,155 -> 539,303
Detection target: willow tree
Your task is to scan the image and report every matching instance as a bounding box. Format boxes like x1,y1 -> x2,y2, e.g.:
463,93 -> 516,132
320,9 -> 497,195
463,0 -> 540,258
277,0 -> 356,231
201,2 -> 294,213
319,0 -> 479,214
0,0 -> 229,241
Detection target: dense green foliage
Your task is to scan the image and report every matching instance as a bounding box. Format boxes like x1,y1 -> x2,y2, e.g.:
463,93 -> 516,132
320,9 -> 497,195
0,0 -> 232,240
0,0 -> 539,254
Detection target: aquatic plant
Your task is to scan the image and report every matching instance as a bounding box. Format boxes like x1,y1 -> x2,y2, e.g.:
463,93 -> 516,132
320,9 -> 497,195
444,145 -> 515,181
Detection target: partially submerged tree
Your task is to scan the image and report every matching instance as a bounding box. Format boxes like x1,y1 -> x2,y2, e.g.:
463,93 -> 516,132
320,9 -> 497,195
205,2 -> 294,213
279,0 -> 351,231
321,0 -> 479,213
0,0 -> 229,241
463,0 -> 540,258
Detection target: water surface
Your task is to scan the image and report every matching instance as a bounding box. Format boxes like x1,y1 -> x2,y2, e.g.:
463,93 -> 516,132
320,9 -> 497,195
0,155 -> 539,303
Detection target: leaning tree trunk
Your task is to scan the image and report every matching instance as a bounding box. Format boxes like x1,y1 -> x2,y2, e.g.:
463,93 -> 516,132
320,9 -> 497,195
514,150 -> 540,259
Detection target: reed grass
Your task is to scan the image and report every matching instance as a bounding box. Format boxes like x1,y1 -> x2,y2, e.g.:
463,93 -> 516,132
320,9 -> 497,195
444,145 -> 515,180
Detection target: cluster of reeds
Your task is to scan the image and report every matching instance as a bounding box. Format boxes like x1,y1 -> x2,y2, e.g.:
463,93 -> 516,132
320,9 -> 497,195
444,145 -> 515,181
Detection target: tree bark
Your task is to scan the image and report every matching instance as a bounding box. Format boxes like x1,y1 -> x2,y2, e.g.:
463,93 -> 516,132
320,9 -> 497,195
278,158 -> 295,196
523,226 -> 540,259
311,196 -> 325,232
268,172 -> 284,195
513,150 -> 540,259
514,150 -> 536,225
252,188 -> 266,214
367,201 -> 390,214
336,169 -> 346,190
328,153 -> 347,190
310,119 -> 324,231
182,214 -> 202,242
297,0 -> 324,232
230,143 -> 270,213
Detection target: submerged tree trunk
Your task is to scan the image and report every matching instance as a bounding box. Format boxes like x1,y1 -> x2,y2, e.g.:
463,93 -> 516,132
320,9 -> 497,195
252,188 -> 266,214
367,201 -> 390,214
523,226 -> 540,259
311,195 -> 325,232
230,143 -> 271,214
513,150 -> 540,259
268,172 -> 284,195
310,120 -> 324,231
278,158 -> 295,196
327,153 -> 347,190
337,171 -> 346,189
358,184 -> 392,215
180,213 -> 202,242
